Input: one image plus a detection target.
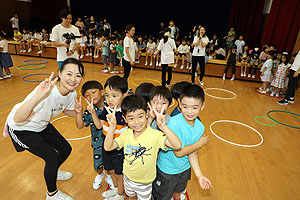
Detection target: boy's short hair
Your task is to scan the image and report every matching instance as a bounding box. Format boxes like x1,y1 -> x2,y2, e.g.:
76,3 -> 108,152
121,95 -> 147,116
268,50 -> 275,56
104,75 -> 128,94
60,8 -> 71,19
13,27 -> 18,31
171,81 -> 191,100
149,86 -> 172,105
179,84 -> 205,103
135,83 -> 155,103
81,80 -> 103,96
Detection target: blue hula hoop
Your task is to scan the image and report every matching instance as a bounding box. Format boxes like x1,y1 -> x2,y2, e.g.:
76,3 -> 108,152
24,59 -> 48,65
22,73 -> 53,83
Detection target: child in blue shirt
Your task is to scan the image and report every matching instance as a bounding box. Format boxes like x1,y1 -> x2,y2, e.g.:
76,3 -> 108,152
75,80 -> 114,190
260,51 -> 275,93
153,84 -> 212,200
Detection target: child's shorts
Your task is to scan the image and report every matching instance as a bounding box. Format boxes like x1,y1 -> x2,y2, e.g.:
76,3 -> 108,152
147,48 -> 155,53
124,175 -> 152,199
261,74 -> 271,82
80,43 -> 85,47
102,55 -> 109,63
92,134 -> 104,171
152,167 -> 191,200
102,147 -> 124,175
178,53 -> 186,57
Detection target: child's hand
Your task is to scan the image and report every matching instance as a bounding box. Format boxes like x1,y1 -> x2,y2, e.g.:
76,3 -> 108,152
199,134 -> 210,146
198,176 -> 213,190
75,96 -> 83,113
105,106 -> 117,128
149,103 -> 167,128
147,102 -> 156,119
85,97 -> 96,114
36,72 -> 58,98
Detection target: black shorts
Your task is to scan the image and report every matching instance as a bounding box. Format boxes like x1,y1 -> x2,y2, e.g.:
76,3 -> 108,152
152,167 -> 191,200
139,49 -> 146,53
178,53 -> 186,57
102,143 -> 124,175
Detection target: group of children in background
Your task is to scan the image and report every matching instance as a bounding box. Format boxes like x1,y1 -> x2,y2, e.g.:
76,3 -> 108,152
13,27 -> 50,54
75,75 -> 211,200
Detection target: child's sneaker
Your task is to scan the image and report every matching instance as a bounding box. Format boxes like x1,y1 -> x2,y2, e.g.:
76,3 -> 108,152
105,174 -> 115,189
230,76 -> 235,81
28,48 -> 32,53
248,74 -> 251,78
93,172 -> 105,190
252,74 -> 255,79
260,90 -> 266,94
20,49 -> 23,53
222,74 -> 226,80
80,55 -> 83,59
270,92 -> 275,97
156,61 -> 158,66
57,170 -> 72,181
199,81 -> 204,86
174,64 -> 178,68
159,62 -> 161,66
275,93 -> 279,97
144,61 -> 148,66
102,188 -> 118,198
150,62 -> 152,66
180,64 -> 184,69
86,53 -> 89,56
46,190 -> 73,200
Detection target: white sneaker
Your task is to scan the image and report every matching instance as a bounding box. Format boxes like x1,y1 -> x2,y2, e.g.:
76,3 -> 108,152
241,73 -> 243,77
230,76 -> 235,81
156,61 -> 158,66
20,49 -> 23,53
86,53 -> 89,56
149,62 -> 152,66
110,70 -> 116,74
199,81 -> 204,86
93,172 -> 105,190
37,50 -> 42,54
89,53 -> 92,56
102,188 -> 118,198
145,61 -> 148,66
46,190 -> 73,200
261,91 -> 266,94
159,62 -> 161,66
174,64 -> 178,68
252,74 -> 255,79
105,174 -> 115,189
270,92 -> 275,97
248,74 -> 251,78
28,48 -> 32,53
57,170 -> 72,181
170,193 -> 185,200
244,72 -> 246,77
223,74 -> 226,80
80,55 -> 83,59
275,93 -> 279,97
180,64 -> 184,69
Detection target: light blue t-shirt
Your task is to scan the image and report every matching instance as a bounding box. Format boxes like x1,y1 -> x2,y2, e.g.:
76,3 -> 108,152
157,113 -> 204,174
260,58 -> 273,74
102,40 -> 109,56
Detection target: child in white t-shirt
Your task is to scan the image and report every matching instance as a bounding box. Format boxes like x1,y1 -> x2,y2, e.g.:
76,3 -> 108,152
79,31 -> 87,59
175,40 -> 189,69
20,29 -> 30,53
94,34 -> 102,58
145,37 -> 156,67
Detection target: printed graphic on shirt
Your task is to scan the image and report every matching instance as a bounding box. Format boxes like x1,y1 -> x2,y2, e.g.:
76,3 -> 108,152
50,103 -> 65,118
125,143 -> 152,165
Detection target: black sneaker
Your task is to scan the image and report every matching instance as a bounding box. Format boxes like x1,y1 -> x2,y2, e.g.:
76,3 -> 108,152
278,99 -> 288,105
287,98 -> 295,103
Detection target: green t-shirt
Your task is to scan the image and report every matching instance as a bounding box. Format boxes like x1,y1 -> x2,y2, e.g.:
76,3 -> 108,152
116,44 -> 124,59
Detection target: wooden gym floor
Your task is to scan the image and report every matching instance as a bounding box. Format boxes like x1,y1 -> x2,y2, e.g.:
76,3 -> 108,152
0,55 -> 300,200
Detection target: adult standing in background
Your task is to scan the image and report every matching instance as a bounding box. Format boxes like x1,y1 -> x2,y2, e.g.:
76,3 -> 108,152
50,9 -> 80,69
191,26 -> 209,85
155,28 -> 176,87
10,14 -> 19,31
122,24 -> 136,81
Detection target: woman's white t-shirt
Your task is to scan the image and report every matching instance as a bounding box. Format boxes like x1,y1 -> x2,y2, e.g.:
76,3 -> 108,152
157,37 -> 176,64
124,35 -> 135,62
192,36 -> 209,56
7,85 -> 77,132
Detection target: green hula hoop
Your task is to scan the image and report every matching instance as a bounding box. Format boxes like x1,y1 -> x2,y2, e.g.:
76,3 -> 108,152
17,64 -> 46,70
254,116 -> 276,126
267,110 -> 300,129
